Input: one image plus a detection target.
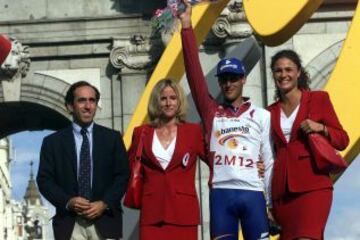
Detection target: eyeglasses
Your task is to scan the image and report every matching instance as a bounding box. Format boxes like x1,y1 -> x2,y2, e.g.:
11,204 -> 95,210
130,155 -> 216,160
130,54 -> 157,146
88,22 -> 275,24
218,74 -> 244,84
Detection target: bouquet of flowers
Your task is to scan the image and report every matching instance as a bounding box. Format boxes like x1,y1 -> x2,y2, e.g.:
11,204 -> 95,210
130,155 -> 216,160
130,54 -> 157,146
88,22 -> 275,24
151,0 -> 218,33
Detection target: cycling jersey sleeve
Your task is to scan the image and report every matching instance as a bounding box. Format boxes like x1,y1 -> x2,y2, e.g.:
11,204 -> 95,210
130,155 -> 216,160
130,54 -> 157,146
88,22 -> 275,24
181,27 -> 218,131
260,111 -> 274,207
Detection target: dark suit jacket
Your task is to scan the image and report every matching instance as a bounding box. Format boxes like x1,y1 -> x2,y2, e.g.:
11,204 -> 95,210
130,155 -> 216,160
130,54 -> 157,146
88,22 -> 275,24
37,123 -> 129,240
268,90 -> 349,201
128,123 -> 206,226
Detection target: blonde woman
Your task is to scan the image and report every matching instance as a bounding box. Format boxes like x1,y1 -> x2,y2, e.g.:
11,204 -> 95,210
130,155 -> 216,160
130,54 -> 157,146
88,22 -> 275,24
128,79 -> 206,240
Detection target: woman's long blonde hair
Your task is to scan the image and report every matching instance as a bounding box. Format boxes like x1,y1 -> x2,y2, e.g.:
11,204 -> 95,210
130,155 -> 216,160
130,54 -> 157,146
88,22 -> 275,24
148,78 -> 187,127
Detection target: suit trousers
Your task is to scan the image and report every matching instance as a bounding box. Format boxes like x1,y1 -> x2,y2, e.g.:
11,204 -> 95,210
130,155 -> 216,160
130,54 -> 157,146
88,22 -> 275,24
70,217 -> 118,240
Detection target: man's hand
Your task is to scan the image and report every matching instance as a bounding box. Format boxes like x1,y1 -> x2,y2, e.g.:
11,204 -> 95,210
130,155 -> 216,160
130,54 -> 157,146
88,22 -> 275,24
82,201 -> 108,220
67,197 -> 91,215
178,0 -> 192,29
256,160 -> 265,178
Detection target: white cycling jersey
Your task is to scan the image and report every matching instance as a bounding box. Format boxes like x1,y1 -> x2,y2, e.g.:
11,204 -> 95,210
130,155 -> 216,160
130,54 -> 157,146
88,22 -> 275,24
209,103 -> 273,205
181,27 -> 274,205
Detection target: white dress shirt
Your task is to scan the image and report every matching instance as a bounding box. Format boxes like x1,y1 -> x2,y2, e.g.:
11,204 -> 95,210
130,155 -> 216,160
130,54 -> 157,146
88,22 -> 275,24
152,131 -> 176,170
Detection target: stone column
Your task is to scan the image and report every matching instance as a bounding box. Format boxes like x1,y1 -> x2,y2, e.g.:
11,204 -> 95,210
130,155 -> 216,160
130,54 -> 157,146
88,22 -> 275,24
110,34 -> 163,133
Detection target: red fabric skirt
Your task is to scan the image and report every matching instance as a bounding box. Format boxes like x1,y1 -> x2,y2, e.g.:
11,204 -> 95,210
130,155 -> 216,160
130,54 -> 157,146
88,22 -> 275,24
140,223 -> 198,240
273,188 -> 332,240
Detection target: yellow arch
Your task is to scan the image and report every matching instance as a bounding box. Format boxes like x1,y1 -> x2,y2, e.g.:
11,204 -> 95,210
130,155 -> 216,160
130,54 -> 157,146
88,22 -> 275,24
243,0 -> 360,164
324,2 -> 360,164
125,0 -> 359,161
123,0 -> 230,148
124,1 -> 359,239
243,0 -> 323,46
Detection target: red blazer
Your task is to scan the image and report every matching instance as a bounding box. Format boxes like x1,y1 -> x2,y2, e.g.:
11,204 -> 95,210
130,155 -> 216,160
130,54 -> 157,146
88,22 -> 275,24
268,90 -> 349,201
128,122 -> 206,226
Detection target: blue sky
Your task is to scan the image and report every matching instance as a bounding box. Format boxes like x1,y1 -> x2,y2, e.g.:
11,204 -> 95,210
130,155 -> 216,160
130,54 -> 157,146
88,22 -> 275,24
9,131 -> 360,239
9,131 -> 55,213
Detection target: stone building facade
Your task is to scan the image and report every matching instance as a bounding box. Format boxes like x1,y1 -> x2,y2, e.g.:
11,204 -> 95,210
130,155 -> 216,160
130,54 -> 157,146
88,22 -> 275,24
21,162 -> 51,240
0,138 -> 13,240
0,0 -> 356,239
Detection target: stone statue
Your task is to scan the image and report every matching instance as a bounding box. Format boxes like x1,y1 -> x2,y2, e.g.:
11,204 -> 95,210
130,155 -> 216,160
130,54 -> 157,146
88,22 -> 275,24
0,34 -> 30,79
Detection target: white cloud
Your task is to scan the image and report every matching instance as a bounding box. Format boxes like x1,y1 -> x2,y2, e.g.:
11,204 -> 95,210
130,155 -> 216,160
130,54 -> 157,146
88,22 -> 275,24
13,149 -> 39,164
325,154 -> 360,239
11,168 -> 31,200
326,208 -> 360,240
9,131 -> 48,201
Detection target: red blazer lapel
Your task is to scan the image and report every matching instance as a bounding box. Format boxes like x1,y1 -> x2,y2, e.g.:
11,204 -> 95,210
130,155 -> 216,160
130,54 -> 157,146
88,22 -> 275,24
142,125 -> 164,171
289,90 -> 311,142
142,123 -> 190,172
165,124 -> 185,171
270,102 -> 287,144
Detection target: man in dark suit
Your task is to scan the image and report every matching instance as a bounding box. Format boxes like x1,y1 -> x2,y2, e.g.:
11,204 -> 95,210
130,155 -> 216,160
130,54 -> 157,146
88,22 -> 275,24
37,81 -> 129,240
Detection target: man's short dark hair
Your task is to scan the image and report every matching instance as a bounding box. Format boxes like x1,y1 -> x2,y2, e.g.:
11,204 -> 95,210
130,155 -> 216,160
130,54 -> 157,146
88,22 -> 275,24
64,81 -> 100,106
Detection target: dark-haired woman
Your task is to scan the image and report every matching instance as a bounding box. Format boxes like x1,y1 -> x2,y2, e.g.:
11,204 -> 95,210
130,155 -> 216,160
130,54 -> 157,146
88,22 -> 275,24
268,50 -> 349,240
127,79 -> 206,240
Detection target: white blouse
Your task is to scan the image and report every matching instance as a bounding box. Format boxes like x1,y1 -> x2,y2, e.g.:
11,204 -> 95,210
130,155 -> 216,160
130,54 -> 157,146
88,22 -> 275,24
152,131 -> 177,170
280,105 -> 300,143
